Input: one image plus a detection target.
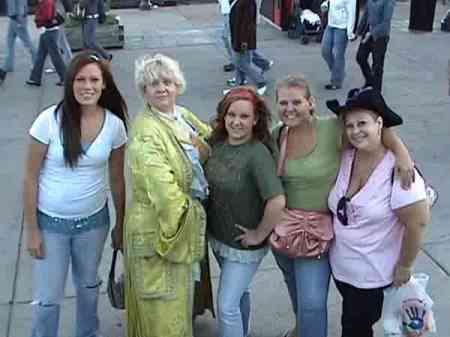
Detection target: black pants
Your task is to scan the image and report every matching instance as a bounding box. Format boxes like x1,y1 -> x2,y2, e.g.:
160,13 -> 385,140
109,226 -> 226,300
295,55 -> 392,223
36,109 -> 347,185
356,36 -> 389,92
334,278 -> 386,337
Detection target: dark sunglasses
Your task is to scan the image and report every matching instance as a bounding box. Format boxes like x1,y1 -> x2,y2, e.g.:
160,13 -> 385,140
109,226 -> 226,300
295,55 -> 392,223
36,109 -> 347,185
337,196 -> 350,226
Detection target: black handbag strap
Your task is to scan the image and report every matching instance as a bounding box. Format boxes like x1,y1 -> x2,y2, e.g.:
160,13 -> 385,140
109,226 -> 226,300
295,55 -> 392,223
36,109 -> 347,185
109,249 -> 119,281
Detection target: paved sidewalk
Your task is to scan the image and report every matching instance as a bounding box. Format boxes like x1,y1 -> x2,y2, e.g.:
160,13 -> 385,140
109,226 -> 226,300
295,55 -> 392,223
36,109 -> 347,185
1,2 -> 449,337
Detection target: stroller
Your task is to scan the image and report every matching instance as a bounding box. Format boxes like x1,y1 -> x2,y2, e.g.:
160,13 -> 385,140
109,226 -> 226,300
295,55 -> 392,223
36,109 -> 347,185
287,0 -> 327,44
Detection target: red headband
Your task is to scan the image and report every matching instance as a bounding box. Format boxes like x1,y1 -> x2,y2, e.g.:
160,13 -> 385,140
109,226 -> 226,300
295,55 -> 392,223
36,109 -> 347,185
225,87 -> 258,105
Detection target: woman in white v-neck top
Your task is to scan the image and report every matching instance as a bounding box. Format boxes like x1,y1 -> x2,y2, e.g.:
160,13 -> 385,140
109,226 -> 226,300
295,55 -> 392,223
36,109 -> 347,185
23,51 -> 128,337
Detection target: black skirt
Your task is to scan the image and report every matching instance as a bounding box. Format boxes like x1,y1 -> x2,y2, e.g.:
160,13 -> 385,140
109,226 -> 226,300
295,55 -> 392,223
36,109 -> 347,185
409,0 -> 437,32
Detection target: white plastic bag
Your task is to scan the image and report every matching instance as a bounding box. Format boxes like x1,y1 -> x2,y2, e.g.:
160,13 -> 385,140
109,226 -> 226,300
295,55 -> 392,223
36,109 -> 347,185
383,273 -> 436,337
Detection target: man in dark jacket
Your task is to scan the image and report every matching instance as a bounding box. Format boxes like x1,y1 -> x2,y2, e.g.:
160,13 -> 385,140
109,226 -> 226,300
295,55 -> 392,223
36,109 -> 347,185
0,0 -> 37,85
80,0 -> 112,60
227,0 -> 268,95
355,0 -> 395,92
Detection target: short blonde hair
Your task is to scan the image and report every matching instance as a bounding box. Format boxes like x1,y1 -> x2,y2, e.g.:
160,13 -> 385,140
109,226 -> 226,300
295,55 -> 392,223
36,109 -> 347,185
275,74 -> 312,101
135,53 -> 186,98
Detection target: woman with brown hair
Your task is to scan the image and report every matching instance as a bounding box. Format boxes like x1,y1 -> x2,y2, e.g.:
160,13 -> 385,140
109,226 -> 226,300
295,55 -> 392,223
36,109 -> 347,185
23,50 -> 128,337
205,86 -> 286,337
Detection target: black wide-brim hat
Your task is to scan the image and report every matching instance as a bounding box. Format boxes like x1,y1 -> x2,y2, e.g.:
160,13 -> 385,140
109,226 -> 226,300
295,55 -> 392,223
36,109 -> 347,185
326,87 -> 403,127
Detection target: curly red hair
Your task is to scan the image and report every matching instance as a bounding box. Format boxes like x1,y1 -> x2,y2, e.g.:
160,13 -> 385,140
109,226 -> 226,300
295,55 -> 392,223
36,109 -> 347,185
209,86 -> 273,148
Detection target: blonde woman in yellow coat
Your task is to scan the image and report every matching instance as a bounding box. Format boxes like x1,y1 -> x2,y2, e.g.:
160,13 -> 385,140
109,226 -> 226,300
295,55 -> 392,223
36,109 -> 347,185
125,54 -> 211,337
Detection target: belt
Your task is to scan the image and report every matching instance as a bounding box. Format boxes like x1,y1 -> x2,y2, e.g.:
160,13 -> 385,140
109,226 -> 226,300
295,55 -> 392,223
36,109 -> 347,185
86,14 -> 99,19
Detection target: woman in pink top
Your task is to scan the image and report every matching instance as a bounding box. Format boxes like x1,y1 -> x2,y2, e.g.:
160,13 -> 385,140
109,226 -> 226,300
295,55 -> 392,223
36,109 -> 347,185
327,87 -> 430,337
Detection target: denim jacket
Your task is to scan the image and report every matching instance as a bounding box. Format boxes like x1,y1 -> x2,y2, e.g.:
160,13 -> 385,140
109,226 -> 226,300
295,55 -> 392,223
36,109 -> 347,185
357,0 -> 395,40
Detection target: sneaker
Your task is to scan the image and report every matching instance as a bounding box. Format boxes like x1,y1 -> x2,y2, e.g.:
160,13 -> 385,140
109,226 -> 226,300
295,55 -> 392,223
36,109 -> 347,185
261,60 -> 274,74
226,77 -> 249,86
0,69 -> 6,85
26,80 -> 41,87
256,83 -> 267,95
44,68 -> 56,74
223,63 -> 235,72
55,81 -> 64,86
324,83 -> 341,90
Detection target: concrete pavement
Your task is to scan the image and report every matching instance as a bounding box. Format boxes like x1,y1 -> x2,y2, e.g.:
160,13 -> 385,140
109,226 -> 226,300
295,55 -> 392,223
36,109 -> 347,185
1,2 -> 450,336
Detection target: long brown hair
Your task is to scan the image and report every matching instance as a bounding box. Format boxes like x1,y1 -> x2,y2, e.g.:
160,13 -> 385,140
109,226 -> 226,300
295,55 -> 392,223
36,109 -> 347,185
59,51 -> 128,168
209,86 -> 273,149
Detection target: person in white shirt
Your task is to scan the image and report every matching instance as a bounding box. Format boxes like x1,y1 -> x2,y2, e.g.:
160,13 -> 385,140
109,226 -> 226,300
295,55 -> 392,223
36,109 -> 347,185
23,51 -> 128,337
218,0 -> 235,72
321,0 -> 357,90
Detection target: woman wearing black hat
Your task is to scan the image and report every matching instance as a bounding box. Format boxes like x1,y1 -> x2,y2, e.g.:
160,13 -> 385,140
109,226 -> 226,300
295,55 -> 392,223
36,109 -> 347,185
271,76 -> 414,337
327,87 -> 430,337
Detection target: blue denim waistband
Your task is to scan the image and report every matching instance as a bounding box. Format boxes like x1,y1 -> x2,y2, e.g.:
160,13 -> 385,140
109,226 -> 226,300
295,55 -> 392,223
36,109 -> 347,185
37,204 -> 110,234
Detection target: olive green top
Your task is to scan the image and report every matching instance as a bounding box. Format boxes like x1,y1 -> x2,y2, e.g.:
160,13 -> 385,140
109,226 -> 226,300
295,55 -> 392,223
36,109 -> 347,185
205,141 -> 284,250
273,117 -> 342,212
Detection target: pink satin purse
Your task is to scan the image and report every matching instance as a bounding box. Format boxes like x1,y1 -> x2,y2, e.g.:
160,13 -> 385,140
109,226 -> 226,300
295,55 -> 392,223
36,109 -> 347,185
269,208 -> 334,258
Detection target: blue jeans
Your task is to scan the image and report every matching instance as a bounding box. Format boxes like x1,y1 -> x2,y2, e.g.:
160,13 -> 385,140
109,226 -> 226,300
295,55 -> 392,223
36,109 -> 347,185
29,29 -> 66,83
30,206 -> 110,337
234,50 -> 266,87
82,18 -> 110,60
273,251 -> 331,337
59,26 -> 73,65
221,14 -> 233,62
3,16 -> 37,72
213,251 -> 263,337
321,26 -> 349,87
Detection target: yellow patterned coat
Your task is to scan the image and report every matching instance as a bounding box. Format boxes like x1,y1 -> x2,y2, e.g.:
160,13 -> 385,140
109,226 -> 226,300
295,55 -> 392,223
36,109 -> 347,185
124,104 -> 210,337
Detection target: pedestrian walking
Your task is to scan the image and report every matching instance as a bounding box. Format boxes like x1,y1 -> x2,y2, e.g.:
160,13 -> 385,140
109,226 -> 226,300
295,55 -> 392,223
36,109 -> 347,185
26,0 -> 68,86
355,0 -> 395,91
23,51 -> 128,337
0,0 -> 37,83
320,0 -> 357,90
59,0 -> 74,64
227,0 -> 271,95
218,0 -> 235,72
408,0 -> 437,32
79,0 -> 112,61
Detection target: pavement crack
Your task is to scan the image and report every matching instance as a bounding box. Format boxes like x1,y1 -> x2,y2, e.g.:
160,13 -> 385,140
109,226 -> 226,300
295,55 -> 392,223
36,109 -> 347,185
422,247 -> 450,277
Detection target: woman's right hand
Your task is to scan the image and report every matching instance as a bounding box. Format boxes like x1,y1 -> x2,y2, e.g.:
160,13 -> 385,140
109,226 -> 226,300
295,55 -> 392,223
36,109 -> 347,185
27,228 -> 44,259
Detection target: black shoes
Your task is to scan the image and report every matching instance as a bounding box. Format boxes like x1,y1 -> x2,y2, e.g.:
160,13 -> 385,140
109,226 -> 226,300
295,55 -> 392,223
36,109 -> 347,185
0,69 -> 6,86
324,83 -> 341,90
26,80 -> 41,86
223,63 -> 235,72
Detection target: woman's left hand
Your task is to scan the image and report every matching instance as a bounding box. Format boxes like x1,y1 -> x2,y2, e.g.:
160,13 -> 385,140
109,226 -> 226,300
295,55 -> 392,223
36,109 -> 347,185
234,224 -> 265,247
395,159 -> 415,190
111,225 -> 123,251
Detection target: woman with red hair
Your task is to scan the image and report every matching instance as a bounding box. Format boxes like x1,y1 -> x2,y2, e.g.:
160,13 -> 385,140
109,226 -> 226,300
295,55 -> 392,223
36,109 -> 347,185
205,86 -> 286,337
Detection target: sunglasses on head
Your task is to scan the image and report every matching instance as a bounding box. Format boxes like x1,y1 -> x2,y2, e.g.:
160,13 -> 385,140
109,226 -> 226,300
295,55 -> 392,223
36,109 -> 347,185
337,196 -> 350,226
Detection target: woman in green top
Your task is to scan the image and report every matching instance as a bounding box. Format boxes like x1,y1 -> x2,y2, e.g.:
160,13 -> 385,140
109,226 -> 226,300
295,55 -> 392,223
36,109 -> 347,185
272,75 -> 414,337
205,86 -> 286,337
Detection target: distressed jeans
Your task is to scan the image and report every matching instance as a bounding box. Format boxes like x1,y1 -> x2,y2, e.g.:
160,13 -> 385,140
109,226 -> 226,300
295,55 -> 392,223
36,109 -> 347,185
30,206 -> 109,337
213,251 -> 264,337
321,26 -> 349,87
3,16 -> 37,72
273,251 -> 331,337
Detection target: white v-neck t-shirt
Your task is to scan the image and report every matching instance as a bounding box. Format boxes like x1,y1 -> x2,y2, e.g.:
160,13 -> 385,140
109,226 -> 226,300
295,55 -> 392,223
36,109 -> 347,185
328,149 -> 426,289
29,105 -> 127,219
